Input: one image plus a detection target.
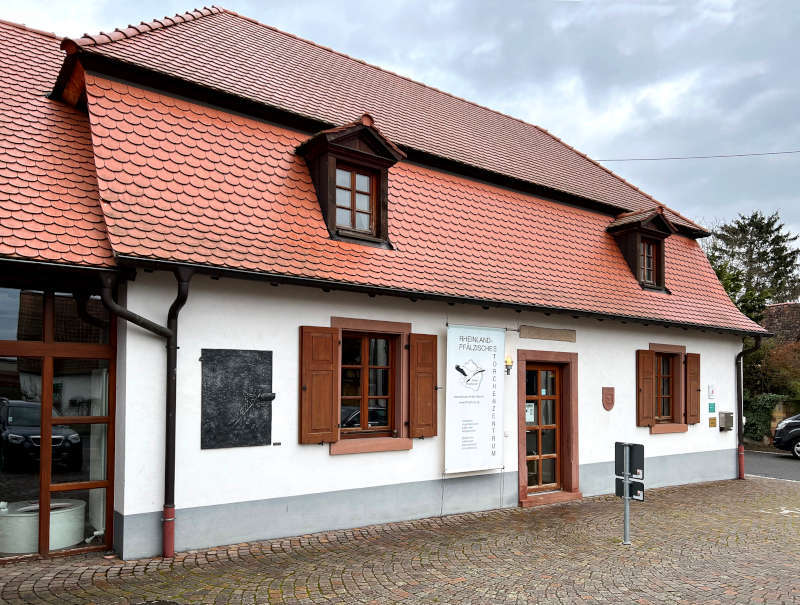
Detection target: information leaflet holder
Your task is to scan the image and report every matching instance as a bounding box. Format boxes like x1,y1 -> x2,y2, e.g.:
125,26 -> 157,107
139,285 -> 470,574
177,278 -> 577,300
614,442 -> 644,545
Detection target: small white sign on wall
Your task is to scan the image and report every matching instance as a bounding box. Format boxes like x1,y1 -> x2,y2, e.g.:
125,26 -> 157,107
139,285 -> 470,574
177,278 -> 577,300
708,384 -> 717,399
444,325 -> 505,474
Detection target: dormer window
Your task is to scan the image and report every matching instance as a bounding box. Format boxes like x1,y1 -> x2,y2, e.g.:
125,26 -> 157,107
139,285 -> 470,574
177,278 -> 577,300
607,208 -> 677,291
640,238 -> 658,285
335,165 -> 376,234
297,114 -> 405,245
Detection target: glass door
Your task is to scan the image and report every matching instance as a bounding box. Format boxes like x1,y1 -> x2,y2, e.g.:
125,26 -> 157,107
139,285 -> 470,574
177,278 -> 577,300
524,364 -> 561,493
0,288 -> 114,558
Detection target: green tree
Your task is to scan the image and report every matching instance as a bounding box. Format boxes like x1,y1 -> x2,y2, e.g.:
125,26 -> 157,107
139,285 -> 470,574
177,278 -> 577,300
705,211 -> 800,321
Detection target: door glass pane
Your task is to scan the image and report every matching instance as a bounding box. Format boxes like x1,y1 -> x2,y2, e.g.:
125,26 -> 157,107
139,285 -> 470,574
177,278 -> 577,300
355,193 -> 370,212
51,423 -> 106,484
541,429 -> 556,455
341,337 -> 361,365
661,356 -> 670,375
542,458 -> 556,484
335,188 -> 351,207
367,398 -> 388,427
525,369 -> 537,396
0,357 -> 42,555
661,397 -> 671,418
661,377 -> 671,396
335,168 -> 351,188
355,173 -> 370,193
540,370 -> 555,396
54,293 -> 109,344
335,208 -> 352,228
0,289 -> 43,341
541,400 -> 555,425
48,487 -> 106,553
340,400 -> 360,428
368,338 -> 389,366
355,212 -> 370,231
526,459 -> 538,487
340,368 -> 361,396
52,359 -> 109,417
369,369 -> 389,396
525,401 -> 537,425
525,430 -> 538,455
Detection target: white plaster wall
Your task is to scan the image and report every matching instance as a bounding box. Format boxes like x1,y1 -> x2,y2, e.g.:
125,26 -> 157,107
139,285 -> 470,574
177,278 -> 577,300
116,272 -> 741,515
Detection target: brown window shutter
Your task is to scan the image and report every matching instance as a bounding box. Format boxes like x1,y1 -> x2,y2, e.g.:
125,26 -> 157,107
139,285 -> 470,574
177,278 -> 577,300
636,349 -> 655,427
685,353 -> 701,424
409,333 -> 438,438
299,326 -> 340,444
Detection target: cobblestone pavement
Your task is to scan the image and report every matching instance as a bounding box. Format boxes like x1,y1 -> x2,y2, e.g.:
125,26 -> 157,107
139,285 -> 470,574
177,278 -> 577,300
0,477 -> 798,604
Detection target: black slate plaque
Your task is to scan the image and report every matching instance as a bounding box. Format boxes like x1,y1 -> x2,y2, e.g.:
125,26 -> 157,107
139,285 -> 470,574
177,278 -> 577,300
201,349 -> 273,449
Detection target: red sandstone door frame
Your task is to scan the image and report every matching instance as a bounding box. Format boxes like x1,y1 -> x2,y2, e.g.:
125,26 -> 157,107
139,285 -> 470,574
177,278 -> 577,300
516,350 -> 581,506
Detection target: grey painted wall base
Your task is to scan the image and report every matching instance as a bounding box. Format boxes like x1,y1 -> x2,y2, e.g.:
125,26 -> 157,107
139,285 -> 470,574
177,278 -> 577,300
115,470 -> 518,560
115,448 -> 737,560
579,448 -> 737,497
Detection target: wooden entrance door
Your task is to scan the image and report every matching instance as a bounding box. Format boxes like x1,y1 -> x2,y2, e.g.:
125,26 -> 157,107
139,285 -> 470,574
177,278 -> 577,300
524,364 -> 561,493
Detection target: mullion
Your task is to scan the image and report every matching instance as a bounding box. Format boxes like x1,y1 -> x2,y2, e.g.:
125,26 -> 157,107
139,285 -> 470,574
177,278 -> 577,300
350,171 -> 357,231
360,336 -> 368,430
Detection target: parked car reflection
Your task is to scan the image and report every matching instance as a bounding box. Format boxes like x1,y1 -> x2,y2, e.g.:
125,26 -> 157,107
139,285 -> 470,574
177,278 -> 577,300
0,399 -> 82,472
341,405 -> 388,428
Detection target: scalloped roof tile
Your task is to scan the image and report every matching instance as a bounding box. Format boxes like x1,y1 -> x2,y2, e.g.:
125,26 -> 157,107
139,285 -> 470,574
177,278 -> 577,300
0,10 -> 762,333
0,20 -> 114,268
70,7 -> 704,231
84,73 -> 763,333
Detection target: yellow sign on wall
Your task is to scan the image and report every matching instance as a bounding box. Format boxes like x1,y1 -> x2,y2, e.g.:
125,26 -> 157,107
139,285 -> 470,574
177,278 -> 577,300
709,416 -> 717,428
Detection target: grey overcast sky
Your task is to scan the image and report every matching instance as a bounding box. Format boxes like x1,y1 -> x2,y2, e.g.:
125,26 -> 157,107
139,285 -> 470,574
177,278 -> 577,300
6,0 -> 800,235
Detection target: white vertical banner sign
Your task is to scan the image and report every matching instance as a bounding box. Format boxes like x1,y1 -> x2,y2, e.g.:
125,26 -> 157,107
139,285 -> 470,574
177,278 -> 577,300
444,325 -> 505,474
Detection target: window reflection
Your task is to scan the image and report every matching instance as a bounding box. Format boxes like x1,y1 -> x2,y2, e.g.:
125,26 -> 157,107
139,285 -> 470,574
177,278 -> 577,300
0,289 -> 43,341
48,488 -> 106,552
54,293 -> 109,344
51,424 -> 106,484
52,359 -> 109,417
0,357 -> 41,555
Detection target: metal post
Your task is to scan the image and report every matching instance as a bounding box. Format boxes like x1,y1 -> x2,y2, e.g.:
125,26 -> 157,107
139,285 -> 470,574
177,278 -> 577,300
623,443 -> 631,545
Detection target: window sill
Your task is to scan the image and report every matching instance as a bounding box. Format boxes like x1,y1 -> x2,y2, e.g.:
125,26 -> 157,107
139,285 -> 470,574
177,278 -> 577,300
333,228 -> 392,249
650,423 -> 688,434
329,437 -> 412,455
639,282 -> 672,294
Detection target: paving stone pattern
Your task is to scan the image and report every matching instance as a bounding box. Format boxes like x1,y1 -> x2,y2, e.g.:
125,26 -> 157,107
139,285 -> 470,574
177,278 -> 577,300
0,477 -> 798,604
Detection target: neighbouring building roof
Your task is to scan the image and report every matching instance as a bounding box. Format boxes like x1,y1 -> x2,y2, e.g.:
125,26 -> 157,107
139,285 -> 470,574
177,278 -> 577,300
0,20 -> 114,267
0,11 -> 765,335
761,303 -> 800,342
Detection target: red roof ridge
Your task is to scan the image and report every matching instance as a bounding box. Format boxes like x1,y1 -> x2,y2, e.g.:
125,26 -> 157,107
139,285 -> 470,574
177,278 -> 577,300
67,6 -> 221,48
661,205 -> 707,233
0,18 -> 61,41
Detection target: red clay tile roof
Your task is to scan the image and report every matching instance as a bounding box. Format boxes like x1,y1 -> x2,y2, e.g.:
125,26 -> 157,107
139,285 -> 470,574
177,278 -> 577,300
0,21 -> 114,267
69,7 -> 704,232
85,74 -> 763,333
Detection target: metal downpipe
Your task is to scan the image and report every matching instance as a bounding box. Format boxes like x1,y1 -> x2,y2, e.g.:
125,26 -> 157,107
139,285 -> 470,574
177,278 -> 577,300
163,267 -> 192,558
100,269 -> 193,557
735,335 -> 762,479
